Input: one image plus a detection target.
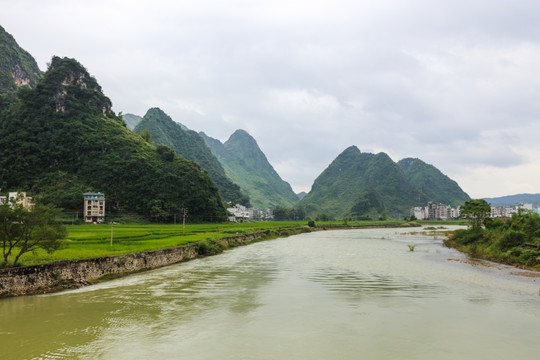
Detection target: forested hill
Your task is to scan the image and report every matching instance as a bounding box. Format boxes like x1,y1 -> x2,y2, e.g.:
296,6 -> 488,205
299,146 -> 427,219
0,56 -> 227,222
134,107 -> 249,205
200,130 -> 299,209
0,25 -> 42,95
397,158 -> 470,207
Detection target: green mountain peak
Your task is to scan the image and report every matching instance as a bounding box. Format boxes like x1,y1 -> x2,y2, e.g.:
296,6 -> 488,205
300,146 -> 428,219
134,107 -> 249,205
202,130 -> 298,209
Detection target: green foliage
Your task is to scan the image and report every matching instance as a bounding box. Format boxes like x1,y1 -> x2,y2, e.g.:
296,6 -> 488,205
139,128 -> 154,144
299,146 -> 428,219
348,188 -> 385,219
461,199 -> 491,230
446,211 -> 540,269
201,130 -> 298,209
450,228 -> 484,245
273,206 -> 305,221
0,202 -> 67,267
307,220 -> 316,227
397,157 -> 470,207
197,238 -> 227,256
0,56 -> 227,222
134,108 -> 249,206
497,230 -> 526,251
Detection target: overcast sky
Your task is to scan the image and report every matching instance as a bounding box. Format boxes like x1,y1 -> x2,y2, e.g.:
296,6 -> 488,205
2,0 -> 540,198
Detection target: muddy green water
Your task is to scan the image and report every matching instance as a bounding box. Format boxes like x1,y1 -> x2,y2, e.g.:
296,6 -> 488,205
1,227 -> 539,359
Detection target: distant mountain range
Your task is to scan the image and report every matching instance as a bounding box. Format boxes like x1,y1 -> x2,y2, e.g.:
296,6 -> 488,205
484,194 -> 540,206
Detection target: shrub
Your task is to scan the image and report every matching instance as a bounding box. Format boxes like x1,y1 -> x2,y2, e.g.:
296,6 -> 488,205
518,250 -> 540,266
197,238 -> 226,256
451,228 -> 484,245
307,220 -> 316,228
497,230 -> 526,251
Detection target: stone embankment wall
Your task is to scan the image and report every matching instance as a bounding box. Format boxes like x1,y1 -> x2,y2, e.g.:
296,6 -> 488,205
0,232 -> 270,298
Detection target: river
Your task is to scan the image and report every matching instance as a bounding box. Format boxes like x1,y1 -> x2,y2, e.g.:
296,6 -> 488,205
1,226 -> 539,359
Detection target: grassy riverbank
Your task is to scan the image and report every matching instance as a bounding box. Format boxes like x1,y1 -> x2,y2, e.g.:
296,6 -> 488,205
8,220 -> 417,267
444,212 -> 540,271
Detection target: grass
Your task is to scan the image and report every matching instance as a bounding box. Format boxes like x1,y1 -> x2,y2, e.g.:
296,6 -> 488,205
9,220 -> 413,267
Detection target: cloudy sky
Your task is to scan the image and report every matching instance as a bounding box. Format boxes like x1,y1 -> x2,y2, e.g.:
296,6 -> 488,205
2,0 -> 540,198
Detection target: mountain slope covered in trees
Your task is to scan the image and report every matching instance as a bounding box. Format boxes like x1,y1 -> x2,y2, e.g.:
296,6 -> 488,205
397,157 -> 470,207
299,146 -> 428,219
134,108 -> 249,205
201,130 -> 298,209
0,56 -> 227,222
0,25 -> 41,95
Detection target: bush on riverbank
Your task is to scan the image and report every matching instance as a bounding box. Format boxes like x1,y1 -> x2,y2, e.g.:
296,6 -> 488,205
197,238 -> 227,256
444,211 -> 540,270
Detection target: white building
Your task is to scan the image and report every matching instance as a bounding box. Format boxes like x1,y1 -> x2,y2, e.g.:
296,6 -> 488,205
410,206 -> 425,220
0,191 -> 34,209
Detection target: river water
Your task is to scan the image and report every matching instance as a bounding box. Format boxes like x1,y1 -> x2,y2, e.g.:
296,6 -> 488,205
1,227 -> 539,359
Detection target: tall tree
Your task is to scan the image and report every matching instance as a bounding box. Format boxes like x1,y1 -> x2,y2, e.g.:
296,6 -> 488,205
461,199 -> 491,230
0,202 -> 67,267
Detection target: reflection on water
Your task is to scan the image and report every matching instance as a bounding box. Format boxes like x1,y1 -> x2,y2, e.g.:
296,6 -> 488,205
1,226 -> 539,359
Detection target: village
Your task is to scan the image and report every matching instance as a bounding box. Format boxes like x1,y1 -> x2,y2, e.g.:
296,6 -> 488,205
410,201 -> 540,220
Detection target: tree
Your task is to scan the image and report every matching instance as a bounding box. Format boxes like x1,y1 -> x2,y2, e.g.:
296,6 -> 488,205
139,128 -> 154,144
0,202 -> 67,267
461,199 -> 491,230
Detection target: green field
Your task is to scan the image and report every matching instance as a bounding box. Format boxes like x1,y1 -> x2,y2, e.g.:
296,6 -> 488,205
7,220 -> 419,267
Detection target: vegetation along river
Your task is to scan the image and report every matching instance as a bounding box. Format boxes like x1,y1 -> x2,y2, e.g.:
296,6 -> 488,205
1,226 -> 539,359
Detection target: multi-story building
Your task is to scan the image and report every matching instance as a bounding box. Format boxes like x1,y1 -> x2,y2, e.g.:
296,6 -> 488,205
410,206 -> 426,220
84,193 -> 106,223
410,202 -> 460,220
0,191 -> 34,209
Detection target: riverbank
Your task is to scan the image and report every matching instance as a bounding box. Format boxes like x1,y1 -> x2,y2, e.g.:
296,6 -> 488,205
443,213 -> 540,272
0,227 -> 304,298
0,222 -> 422,298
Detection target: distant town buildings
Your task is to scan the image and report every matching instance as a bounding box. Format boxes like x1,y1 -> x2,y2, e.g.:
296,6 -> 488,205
0,191 -> 35,210
84,192 -> 106,223
490,203 -> 538,218
411,201 -> 540,221
227,204 -> 273,222
410,202 -> 461,220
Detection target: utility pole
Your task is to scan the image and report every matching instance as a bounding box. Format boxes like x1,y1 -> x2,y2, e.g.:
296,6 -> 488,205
182,207 -> 188,235
110,219 -> 114,246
